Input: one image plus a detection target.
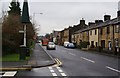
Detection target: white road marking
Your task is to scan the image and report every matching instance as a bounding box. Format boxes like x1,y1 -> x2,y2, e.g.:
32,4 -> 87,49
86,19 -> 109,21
69,53 -> 76,56
50,70 -> 55,73
81,57 -> 95,63
61,73 -> 67,76
56,67 -> 63,72
48,67 -> 53,70
106,66 -> 120,73
2,71 -> 17,77
52,73 -> 57,76
56,67 -> 61,70
58,69 -> 63,72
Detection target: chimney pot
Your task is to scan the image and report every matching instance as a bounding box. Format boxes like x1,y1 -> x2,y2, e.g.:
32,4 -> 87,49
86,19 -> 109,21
80,19 -> 85,25
104,15 -> 111,21
88,22 -> 95,26
117,11 -> 120,17
95,20 -> 103,25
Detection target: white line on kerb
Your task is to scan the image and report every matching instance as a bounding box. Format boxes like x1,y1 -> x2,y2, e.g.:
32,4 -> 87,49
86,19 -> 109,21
69,53 -> 76,56
81,57 -> 95,63
106,66 -> 120,73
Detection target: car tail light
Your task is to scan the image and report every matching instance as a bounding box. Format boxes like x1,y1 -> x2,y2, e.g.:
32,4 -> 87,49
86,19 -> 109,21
48,45 -> 49,47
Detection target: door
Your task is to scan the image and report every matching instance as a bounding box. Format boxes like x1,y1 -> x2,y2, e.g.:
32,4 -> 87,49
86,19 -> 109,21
91,41 -> 94,48
101,40 -> 105,48
109,41 -> 112,50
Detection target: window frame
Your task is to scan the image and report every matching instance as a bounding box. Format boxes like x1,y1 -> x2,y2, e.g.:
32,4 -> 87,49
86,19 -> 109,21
115,25 -> 119,33
107,26 -> 110,34
100,27 -> 103,35
95,29 -> 97,35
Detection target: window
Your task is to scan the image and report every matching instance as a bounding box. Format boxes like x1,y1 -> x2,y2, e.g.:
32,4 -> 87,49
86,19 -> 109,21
90,31 -> 92,35
115,39 -> 118,47
100,28 -> 103,35
80,34 -> 81,38
101,40 -> 105,48
83,32 -> 85,38
95,29 -> 97,35
115,25 -> 119,33
72,35 -> 74,38
86,32 -> 88,36
107,27 -> 110,34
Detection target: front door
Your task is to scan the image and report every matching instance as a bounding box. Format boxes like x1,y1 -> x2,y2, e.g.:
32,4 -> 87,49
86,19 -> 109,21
108,41 -> 112,50
101,40 -> 105,48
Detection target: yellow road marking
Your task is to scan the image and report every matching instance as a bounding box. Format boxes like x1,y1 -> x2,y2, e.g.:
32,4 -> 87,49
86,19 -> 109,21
0,68 -> 32,70
54,58 -> 62,65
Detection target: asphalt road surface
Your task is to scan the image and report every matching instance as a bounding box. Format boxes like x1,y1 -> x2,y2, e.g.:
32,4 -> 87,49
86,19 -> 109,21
2,44 -> 120,78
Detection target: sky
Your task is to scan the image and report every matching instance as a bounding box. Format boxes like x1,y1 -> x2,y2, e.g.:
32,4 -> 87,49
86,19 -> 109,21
0,0 -> 120,36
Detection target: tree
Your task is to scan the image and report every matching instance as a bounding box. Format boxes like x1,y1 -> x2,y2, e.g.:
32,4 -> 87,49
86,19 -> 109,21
8,0 -> 21,15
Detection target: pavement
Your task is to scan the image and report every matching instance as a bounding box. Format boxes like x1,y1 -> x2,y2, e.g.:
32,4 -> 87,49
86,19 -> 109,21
1,43 -> 55,70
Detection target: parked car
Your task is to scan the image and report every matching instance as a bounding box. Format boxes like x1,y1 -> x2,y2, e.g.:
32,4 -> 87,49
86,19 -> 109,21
64,42 -> 69,47
47,42 -> 56,50
67,43 -> 75,48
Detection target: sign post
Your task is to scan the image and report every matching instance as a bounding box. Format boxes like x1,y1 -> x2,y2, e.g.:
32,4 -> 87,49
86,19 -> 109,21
20,0 -> 30,60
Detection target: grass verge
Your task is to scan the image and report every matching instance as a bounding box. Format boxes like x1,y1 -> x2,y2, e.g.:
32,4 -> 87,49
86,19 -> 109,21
0,54 -> 30,62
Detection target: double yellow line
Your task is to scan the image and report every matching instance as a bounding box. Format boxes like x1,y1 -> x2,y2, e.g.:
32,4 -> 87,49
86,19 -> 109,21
54,58 -> 62,66
0,68 -> 32,70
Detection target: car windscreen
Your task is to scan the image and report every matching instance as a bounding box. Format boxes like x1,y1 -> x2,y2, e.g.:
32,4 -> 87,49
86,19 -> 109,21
48,43 -> 55,45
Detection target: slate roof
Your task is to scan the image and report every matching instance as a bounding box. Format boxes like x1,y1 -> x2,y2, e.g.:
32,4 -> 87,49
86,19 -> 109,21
74,17 -> 120,34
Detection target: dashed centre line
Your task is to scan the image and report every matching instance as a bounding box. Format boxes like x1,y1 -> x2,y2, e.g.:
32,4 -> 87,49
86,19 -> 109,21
69,53 -> 76,56
106,66 -> 120,73
81,57 -> 95,63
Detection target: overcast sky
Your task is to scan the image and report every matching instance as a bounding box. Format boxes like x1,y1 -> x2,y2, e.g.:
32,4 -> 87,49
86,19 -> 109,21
0,0 -> 120,36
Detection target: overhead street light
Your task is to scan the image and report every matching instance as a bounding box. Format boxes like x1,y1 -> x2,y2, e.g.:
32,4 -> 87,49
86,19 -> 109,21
33,12 -> 43,26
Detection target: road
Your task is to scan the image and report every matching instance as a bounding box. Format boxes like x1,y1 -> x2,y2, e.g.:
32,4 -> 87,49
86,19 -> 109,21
2,44 -> 119,78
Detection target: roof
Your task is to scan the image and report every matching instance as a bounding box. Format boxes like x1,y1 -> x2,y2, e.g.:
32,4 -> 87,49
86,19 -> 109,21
74,17 -> 120,34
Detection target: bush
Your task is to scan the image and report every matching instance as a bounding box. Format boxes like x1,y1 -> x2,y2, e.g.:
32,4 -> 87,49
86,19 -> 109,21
81,41 -> 89,48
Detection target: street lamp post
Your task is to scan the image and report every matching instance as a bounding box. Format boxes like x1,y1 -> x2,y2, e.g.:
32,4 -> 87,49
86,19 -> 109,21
33,13 -> 43,26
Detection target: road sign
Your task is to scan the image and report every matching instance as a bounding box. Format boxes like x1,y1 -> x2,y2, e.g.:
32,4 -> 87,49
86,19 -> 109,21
19,30 -> 24,33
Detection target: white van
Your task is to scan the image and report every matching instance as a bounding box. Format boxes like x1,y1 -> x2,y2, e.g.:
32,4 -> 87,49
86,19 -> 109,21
64,42 -> 69,47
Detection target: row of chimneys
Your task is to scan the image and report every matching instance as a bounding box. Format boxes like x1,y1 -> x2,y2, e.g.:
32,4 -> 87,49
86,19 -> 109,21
80,11 -> 120,26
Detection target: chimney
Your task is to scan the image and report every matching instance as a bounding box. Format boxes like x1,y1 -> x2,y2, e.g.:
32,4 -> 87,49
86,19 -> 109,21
104,15 -> 111,21
95,20 -> 103,25
117,10 -> 120,17
80,18 -> 85,25
88,22 -> 95,26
